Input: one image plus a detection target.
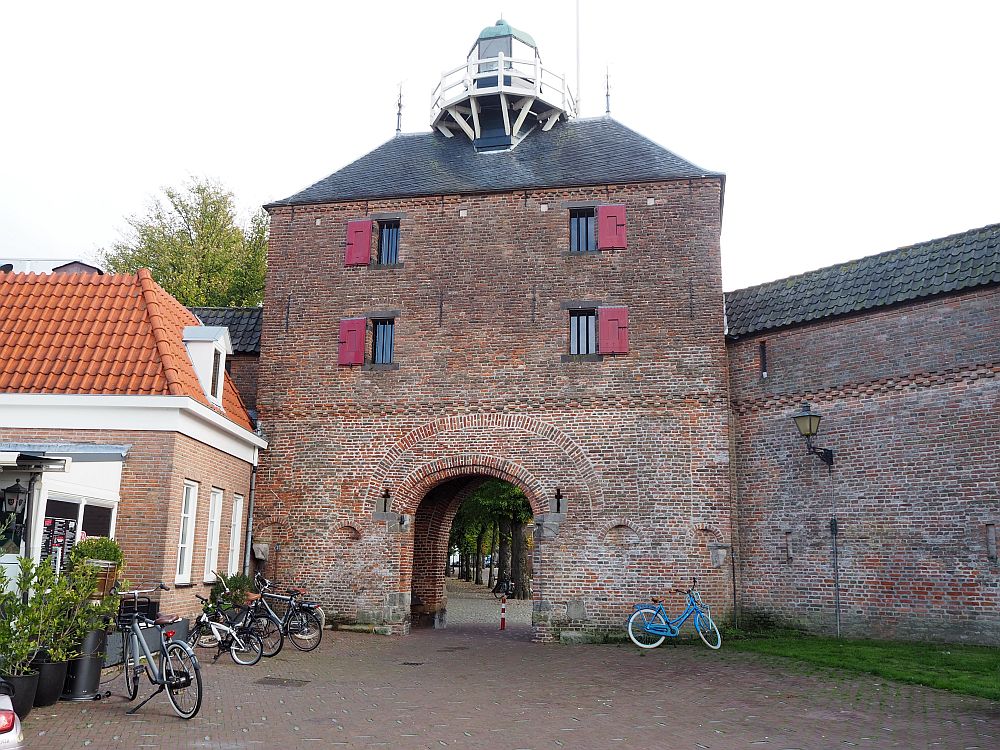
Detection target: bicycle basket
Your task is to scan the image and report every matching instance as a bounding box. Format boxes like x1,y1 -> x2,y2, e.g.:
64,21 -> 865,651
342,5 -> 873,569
117,596 -> 157,629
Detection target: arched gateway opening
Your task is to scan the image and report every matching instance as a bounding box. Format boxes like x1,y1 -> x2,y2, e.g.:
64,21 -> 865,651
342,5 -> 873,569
411,476 -> 534,630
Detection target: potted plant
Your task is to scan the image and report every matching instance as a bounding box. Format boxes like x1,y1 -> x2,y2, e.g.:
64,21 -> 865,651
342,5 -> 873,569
0,558 -> 44,718
211,572 -> 255,606
31,561 -> 112,707
68,537 -> 124,599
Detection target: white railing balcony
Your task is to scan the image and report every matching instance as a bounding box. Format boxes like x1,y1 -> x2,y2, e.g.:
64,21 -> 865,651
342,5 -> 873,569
430,52 -> 576,128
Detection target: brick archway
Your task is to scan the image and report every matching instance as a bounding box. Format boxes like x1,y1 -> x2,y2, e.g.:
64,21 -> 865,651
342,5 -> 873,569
393,457 -> 546,631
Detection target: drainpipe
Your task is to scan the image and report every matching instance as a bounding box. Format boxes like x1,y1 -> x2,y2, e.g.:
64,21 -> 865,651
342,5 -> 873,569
242,458 -> 258,575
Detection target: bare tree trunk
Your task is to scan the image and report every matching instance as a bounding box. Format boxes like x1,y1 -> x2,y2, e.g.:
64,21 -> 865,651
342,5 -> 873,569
511,518 -> 530,599
488,520 -> 498,589
474,525 -> 486,585
497,516 -> 511,584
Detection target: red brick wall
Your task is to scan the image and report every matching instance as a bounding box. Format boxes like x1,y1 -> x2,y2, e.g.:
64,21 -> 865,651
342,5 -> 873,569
256,178 -> 734,639
728,287 -> 1000,643
0,427 -> 253,619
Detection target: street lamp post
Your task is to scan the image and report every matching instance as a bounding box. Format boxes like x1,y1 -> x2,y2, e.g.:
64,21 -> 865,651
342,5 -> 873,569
791,403 -> 841,638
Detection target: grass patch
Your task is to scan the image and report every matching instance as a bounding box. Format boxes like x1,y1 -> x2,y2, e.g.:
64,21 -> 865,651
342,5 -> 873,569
729,633 -> 1000,700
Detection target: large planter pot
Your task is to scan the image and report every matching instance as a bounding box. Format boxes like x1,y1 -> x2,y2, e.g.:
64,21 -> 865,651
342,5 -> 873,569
84,558 -> 119,599
4,670 -> 39,719
33,660 -> 68,707
62,629 -> 107,702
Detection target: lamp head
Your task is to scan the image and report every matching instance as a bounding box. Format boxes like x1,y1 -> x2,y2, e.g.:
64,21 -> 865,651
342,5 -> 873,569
792,402 -> 822,439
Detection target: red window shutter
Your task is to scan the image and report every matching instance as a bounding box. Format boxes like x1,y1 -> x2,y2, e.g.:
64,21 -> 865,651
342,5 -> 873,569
596,204 -> 627,250
345,220 -> 373,266
338,318 -> 366,365
598,307 -> 629,354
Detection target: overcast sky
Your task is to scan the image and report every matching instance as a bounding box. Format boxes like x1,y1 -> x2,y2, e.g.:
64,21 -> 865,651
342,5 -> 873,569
2,1 -> 997,290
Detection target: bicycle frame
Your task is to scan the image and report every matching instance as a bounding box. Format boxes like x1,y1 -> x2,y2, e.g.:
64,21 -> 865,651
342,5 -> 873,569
633,593 -> 703,637
124,615 -> 195,715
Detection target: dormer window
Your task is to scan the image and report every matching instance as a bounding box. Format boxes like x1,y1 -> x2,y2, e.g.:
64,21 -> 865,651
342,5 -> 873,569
183,326 -> 233,407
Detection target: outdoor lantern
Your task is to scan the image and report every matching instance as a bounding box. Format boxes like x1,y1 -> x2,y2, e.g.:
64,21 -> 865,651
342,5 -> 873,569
790,403 -> 834,468
792,403 -> 823,438
2,478 -> 28,514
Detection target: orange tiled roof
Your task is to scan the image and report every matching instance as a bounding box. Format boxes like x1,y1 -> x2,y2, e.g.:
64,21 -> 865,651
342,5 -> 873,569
0,269 -> 253,431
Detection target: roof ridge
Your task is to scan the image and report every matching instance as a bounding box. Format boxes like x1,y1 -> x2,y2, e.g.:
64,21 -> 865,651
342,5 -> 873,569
727,221 -> 1000,296
136,268 -> 185,396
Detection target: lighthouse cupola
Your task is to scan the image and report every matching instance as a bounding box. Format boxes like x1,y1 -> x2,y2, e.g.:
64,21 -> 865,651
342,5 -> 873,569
431,20 -> 577,151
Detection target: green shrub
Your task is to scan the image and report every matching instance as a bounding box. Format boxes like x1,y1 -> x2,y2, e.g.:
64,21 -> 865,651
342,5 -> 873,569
68,537 -> 125,569
211,572 -> 255,606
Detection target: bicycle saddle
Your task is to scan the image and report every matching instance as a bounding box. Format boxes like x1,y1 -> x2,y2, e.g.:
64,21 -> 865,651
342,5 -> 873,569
287,586 -> 306,595
154,613 -> 182,625
245,592 -> 261,602
651,597 -> 664,604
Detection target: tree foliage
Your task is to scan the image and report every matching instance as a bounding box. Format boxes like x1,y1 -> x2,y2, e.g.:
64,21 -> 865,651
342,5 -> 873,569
448,479 -> 534,598
103,178 -> 267,306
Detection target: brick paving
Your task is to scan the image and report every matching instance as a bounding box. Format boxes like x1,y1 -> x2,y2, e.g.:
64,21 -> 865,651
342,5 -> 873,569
22,587 -> 999,749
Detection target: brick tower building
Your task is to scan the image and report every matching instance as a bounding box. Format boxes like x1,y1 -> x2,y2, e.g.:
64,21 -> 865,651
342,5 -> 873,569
255,21 -> 732,639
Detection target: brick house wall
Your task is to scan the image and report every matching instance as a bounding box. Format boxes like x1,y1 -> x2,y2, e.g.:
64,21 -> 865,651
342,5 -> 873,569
256,177 -> 734,639
0,426 -> 253,618
728,286 -> 1000,643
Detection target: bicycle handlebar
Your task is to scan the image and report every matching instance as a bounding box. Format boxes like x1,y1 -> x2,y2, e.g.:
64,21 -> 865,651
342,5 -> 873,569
116,582 -> 170,597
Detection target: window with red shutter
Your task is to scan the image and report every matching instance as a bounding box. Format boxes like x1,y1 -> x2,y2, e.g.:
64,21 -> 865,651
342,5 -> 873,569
338,318 -> 366,365
345,220 -> 373,266
596,205 -> 627,250
598,307 -> 629,354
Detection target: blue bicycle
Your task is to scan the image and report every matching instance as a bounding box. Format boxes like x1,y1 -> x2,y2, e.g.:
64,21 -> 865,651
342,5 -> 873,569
627,578 -> 722,649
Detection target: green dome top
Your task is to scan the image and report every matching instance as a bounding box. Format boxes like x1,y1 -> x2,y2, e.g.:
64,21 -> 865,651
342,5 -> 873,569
476,19 -> 537,49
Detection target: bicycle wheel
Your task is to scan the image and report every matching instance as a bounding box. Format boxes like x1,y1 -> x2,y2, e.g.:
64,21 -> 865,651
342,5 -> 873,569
627,607 -> 667,649
163,642 -> 202,719
287,609 -> 323,652
188,623 -> 219,649
252,614 -> 284,657
230,629 -> 264,665
493,581 -> 510,600
695,611 -> 722,649
123,632 -> 139,700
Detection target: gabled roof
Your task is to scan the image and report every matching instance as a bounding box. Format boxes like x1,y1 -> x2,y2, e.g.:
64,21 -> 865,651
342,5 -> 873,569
0,269 -> 253,431
189,307 -> 262,354
266,117 -> 722,207
725,222 -> 1000,338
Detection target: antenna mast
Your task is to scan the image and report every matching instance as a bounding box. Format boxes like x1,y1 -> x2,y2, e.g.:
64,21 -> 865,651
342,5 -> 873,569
575,0 -> 581,111
605,67 -> 610,115
395,85 -> 403,136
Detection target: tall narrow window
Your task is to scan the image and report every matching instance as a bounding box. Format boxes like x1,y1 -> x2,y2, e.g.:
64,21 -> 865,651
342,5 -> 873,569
373,319 -> 395,364
203,487 -> 223,582
210,349 -> 222,399
569,209 -> 596,253
759,341 -> 768,379
176,481 -> 199,584
228,493 -> 245,575
378,221 -> 400,265
570,310 -> 598,354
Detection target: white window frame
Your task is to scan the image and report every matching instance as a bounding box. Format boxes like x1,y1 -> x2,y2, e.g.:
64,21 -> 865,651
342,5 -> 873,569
176,481 -> 199,584
228,493 -> 244,575
203,487 -> 223,582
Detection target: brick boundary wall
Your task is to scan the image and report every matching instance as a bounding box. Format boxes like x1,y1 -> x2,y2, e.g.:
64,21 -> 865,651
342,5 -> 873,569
727,286 -> 1000,643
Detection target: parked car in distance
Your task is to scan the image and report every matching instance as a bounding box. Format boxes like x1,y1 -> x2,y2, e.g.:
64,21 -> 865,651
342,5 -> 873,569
0,679 -> 24,750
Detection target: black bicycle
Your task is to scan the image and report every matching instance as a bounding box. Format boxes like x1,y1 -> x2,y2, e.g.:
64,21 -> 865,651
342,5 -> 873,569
247,572 -> 323,654
492,577 -> 515,599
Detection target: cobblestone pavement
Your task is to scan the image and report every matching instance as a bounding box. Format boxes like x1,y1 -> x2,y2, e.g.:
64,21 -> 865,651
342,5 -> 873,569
22,586 -> 998,749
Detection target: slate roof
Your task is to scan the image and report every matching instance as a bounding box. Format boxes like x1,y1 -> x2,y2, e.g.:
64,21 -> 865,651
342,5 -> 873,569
724,222 -> 1000,337
0,269 -> 253,430
189,307 -> 262,354
267,117 -> 721,207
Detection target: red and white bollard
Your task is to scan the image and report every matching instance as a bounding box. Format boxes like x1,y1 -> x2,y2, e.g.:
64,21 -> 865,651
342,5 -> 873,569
500,595 -> 507,631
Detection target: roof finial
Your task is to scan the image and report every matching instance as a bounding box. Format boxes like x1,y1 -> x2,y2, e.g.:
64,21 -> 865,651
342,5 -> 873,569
605,67 -> 611,115
395,84 -> 403,136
